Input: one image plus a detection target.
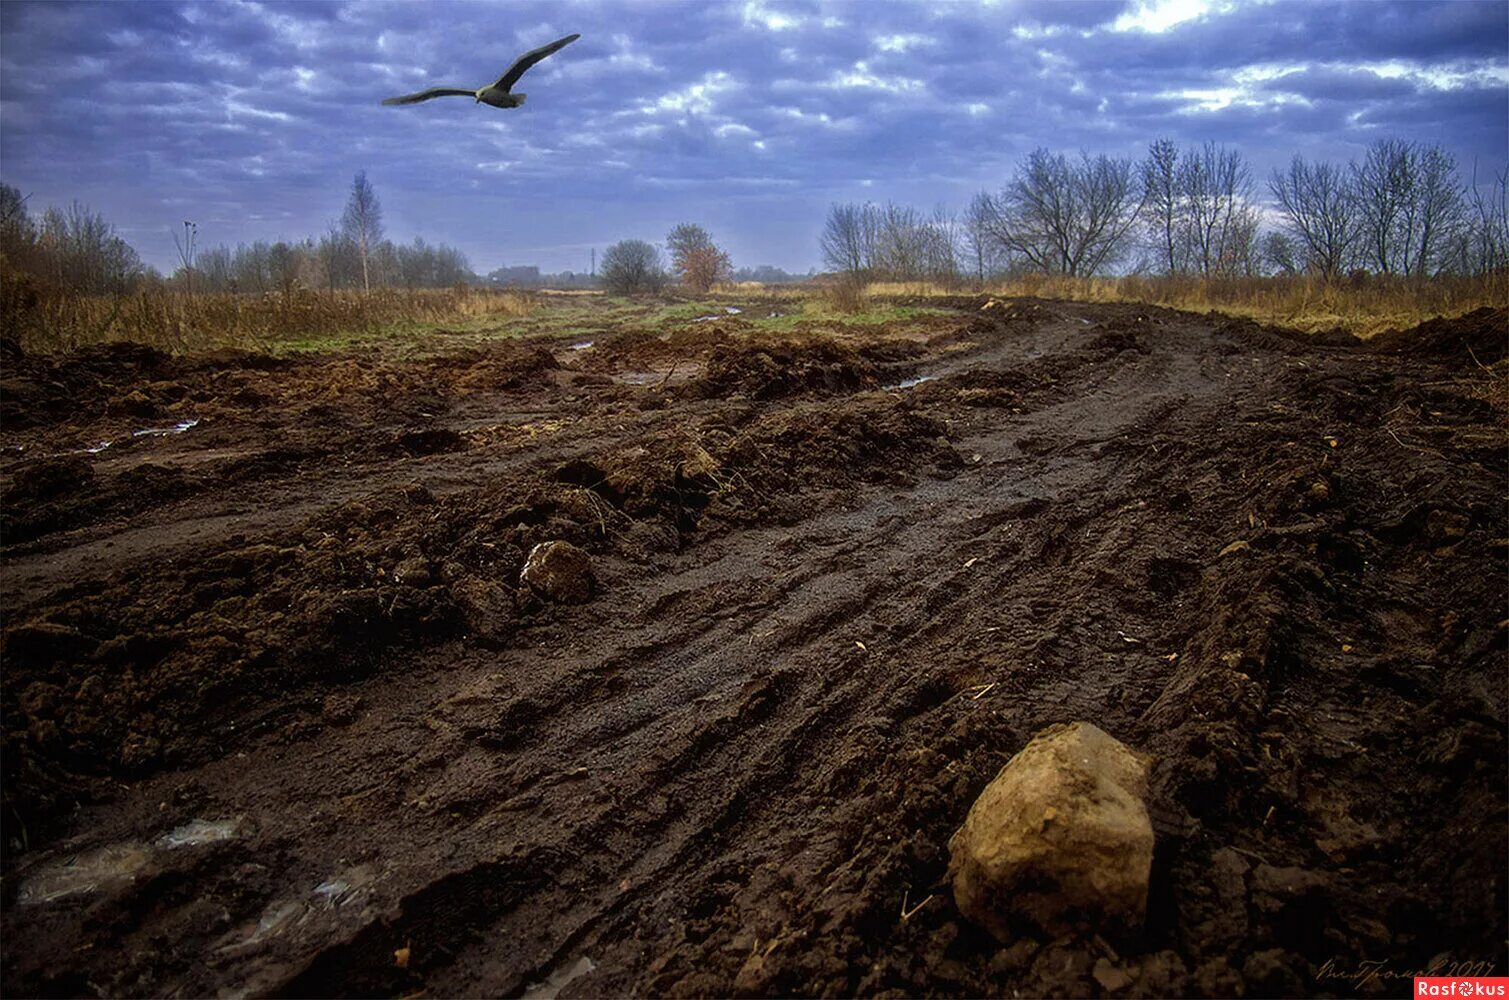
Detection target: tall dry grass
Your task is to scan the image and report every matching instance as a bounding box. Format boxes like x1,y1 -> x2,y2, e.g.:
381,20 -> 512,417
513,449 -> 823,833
867,272 -> 1508,336
1,279 -> 536,354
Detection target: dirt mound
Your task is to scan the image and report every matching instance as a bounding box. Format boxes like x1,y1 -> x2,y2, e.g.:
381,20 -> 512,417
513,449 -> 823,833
1372,306 -> 1508,365
681,336 -> 883,399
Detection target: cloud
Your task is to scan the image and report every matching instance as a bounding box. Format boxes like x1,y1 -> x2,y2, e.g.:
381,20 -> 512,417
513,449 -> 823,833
0,0 -> 1502,273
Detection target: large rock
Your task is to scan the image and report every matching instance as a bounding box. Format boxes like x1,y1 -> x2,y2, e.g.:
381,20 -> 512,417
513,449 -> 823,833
519,541 -> 595,604
948,721 -> 1153,940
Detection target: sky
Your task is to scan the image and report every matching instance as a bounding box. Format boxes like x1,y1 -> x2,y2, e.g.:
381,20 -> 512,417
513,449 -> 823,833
1,0 -> 1505,275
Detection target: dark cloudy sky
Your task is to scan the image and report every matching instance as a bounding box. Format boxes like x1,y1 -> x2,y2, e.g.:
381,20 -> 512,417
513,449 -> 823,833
1,0 -> 1505,274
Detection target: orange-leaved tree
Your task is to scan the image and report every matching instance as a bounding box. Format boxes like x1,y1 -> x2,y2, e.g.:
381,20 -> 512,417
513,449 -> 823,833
666,223 -> 732,293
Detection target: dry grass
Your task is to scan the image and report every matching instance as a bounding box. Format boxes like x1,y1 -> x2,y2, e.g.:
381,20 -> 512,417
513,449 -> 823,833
867,273 -> 1509,337
816,278 -> 872,314
1,282 -> 536,354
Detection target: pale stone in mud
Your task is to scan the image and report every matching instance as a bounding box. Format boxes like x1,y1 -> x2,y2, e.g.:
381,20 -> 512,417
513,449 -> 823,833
520,541 -> 595,604
948,721 -> 1153,940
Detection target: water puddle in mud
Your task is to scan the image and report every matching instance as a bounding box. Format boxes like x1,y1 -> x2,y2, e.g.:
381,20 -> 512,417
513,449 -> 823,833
18,815 -> 241,904
884,374 -> 937,390
522,955 -> 597,1000
219,865 -> 378,956
567,341 -> 594,351
64,418 -> 200,458
15,842 -> 152,904
157,817 -> 241,849
692,306 -> 743,323
132,418 -> 201,438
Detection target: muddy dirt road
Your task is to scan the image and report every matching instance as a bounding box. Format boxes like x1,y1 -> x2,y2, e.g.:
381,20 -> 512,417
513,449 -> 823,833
2,299 -> 1505,997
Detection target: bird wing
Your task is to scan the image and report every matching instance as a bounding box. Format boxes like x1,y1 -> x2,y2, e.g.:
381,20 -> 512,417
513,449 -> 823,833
382,87 -> 476,106
492,33 -> 580,92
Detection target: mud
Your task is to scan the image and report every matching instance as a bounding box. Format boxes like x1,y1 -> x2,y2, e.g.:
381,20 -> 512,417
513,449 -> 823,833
2,299 -> 1505,997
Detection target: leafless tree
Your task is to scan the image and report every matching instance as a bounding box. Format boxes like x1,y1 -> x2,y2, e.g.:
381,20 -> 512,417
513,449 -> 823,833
601,239 -> 668,295
982,149 -> 1143,276
1141,138 -> 1182,274
342,170 -> 383,293
1351,139 -> 1464,276
1403,144 -> 1464,276
0,183 -> 37,273
1180,142 -> 1258,276
37,201 -> 143,294
1269,156 -> 1360,279
962,192 -> 1002,285
1458,160 -> 1509,275
1352,139 -> 1414,275
820,202 -> 880,278
1261,231 -> 1299,276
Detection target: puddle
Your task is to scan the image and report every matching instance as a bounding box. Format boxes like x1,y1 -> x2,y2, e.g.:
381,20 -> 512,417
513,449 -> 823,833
132,418 -> 200,438
724,306 -> 742,315
884,374 -> 937,390
692,306 -> 743,323
157,817 -> 240,849
16,842 -> 152,904
220,866 -> 377,956
19,815 -> 243,905
522,955 -> 597,1000
567,341 -> 594,351
83,441 -> 113,454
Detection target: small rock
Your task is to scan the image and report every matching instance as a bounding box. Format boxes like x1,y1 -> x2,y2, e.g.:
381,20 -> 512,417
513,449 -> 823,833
450,576 -> 516,634
520,541 -> 595,604
1093,958 -> 1134,992
1219,540 -> 1252,557
948,721 -> 1153,940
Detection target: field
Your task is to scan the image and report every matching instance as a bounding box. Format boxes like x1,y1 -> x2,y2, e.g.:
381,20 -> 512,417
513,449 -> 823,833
1,293 -> 1505,996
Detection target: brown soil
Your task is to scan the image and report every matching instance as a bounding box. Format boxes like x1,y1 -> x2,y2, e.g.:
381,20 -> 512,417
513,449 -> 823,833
2,298 -> 1505,998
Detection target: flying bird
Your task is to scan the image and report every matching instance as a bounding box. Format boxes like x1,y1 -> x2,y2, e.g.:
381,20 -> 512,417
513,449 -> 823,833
382,33 -> 581,109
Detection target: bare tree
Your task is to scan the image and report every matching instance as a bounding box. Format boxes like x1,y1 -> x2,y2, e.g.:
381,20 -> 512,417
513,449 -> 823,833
1261,231 -> 1299,276
1141,138 -> 1182,274
1180,142 -> 1258,276
962,191 -> 1002,285
983,149 -> 1143,277
342,171 -> 383,293
1269,156 -> 1360,279
37,201 -> 143,294
1352,139 -> 1413,274
0,183 -> 37,273
666,223 -> 732,293
601,239 -> 668,295
1406,145 -> 1464,277
1459,160 -> 1509,275
820,202 -> 880,278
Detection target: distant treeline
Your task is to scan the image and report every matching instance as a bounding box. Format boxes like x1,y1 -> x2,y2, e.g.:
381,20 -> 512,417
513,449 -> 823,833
0,177 -> 477,296
822,137 -> 1509,283
481,262 -> 810,289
